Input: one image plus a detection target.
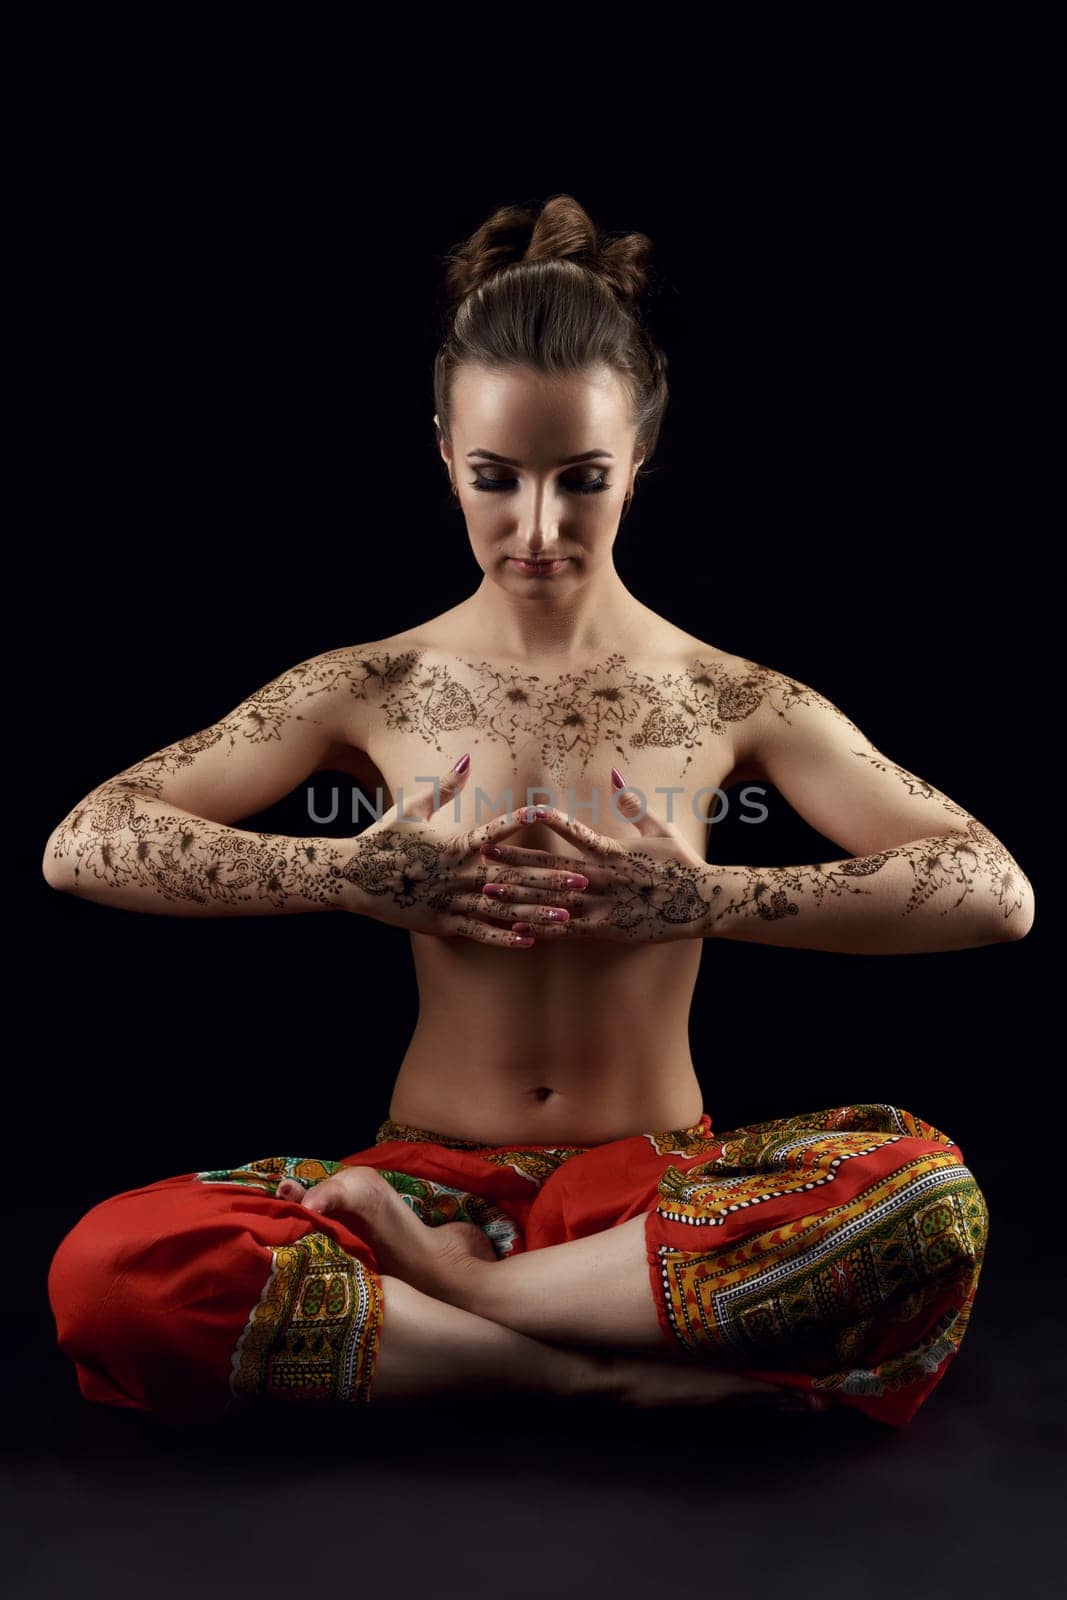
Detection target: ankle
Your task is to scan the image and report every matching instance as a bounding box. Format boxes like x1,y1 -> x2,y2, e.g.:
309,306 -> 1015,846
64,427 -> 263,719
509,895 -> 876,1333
561,1347 -> 630,1405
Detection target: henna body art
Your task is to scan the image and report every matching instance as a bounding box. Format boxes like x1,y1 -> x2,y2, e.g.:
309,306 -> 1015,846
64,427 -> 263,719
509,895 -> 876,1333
539,825 -> 1030,952
43,783 -> 566,942
45,778 -> 369,917
44,643 -> 1034,951
699,820 -> 1033,953
493,801 -> 1033,952
366,649 -> 788,781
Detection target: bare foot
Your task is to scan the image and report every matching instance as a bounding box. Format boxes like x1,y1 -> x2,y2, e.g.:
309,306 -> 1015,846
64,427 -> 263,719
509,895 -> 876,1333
608,1354 -> 831,1413
276,1169 -> 493,1295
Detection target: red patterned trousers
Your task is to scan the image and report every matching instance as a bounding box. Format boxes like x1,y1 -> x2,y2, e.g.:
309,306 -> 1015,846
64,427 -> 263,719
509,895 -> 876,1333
47,1101 -> 989,1430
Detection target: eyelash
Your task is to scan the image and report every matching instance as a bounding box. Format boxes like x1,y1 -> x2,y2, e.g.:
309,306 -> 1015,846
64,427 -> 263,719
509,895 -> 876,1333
469,473 -> 611,496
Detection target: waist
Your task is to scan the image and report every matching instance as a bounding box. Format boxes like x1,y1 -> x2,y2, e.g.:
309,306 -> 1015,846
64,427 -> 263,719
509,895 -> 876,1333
375,1107 -> 714,1152
389,1028 -> 703,1147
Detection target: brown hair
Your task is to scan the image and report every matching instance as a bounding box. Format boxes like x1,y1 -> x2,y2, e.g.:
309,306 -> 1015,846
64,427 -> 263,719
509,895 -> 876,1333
433,194 -> 669,511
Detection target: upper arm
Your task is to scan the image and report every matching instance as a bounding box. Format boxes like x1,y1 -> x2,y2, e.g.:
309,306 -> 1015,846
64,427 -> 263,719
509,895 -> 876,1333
732,659 -> 975,856
72,646 -> 372,826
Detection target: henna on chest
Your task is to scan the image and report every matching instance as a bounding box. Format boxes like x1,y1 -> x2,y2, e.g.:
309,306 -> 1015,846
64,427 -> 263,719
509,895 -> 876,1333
337,648 -> 768,790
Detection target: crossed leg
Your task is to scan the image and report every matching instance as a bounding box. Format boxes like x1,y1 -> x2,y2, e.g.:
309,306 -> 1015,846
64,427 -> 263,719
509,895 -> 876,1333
276,1170 -> 823,1412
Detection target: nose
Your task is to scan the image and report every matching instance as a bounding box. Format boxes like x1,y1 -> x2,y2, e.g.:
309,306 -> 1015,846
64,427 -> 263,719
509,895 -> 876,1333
515,482 -> 562,556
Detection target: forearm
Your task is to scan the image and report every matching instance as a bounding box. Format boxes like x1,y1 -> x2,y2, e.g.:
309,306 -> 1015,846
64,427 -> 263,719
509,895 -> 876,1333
43,780 -> 380,919
701,821 -> 1034,954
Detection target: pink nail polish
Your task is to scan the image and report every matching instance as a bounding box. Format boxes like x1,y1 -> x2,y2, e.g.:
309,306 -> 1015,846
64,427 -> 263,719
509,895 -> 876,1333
548,909 -> 569,921
512,921 -> 533,932
611,767 -> 625,790
564,874 -> 588,888
452,753 -> 470,773
484,844 -> 502,858
484,885 -> 505,897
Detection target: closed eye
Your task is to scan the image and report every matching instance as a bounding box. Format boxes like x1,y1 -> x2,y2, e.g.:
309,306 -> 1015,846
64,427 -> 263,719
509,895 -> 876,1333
470,473 -> 610,496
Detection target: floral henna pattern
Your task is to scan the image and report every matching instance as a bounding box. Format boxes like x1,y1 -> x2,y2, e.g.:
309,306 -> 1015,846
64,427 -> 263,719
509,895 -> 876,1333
705,859 -> 890,931
51,652 -> 423,821
371,650 -> 774,780
706,819 -> 1031,933
567,851 -> 720,942
733,659 -> 866,736
46,643 -> 1032,941
896,819 -> 1031,921
49,783 -> 357,910
339,829 -> 458,911
853,751 -> 973,821
47,795 -> 492,920
567,852 -> 891,942
67,647 -> 875,809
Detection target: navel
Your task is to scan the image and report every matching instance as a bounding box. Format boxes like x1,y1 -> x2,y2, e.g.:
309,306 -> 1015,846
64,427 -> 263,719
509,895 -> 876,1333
530,1086 -> 557,1103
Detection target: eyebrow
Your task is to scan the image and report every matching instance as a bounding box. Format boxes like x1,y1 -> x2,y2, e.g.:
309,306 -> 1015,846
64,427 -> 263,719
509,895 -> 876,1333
465,448 -> 615,466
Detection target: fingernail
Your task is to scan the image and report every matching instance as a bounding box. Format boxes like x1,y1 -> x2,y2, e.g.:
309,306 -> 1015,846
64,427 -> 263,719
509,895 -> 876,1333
547,909 -> 569,921
483,884 -> 505,897
483,844 -> 502,858
512,921 -> 534,932
564,874 -> 588,888
452,753 -> 470,774
611,767 -> 625,790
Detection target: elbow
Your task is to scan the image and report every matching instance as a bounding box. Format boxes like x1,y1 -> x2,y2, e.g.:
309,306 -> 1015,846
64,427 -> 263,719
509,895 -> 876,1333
42,828 -> 75,893
999,877 -> 1035,942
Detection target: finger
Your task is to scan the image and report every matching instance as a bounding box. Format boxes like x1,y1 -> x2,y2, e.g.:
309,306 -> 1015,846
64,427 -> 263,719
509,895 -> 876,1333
480,880 -> 589,907
378,755 -> 473,827
469,862 -> 591,893
531,913 -> 620,941
508,919 -> 572,940
511,806 -> 622,857
449,892 -> 573,928
479,841 -> 607,882
437,914 -> 539,949
459,806 -> 574,859
610,770 -> 675,839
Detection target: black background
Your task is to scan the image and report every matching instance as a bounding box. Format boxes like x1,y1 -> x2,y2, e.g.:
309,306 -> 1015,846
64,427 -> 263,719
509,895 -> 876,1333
31,129 -> 1046,1208
12,34 -> 1058,1600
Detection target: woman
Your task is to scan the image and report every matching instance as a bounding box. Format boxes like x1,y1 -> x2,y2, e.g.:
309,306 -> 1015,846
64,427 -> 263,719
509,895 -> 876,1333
43,195 -> 1030,1432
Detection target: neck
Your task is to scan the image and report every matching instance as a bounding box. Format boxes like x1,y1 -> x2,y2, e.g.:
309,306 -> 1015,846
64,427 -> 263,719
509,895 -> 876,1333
456,563 -> 649,659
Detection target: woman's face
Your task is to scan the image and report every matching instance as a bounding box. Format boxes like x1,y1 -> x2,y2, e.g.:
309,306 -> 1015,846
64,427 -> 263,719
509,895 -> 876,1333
436,363 -> 644,591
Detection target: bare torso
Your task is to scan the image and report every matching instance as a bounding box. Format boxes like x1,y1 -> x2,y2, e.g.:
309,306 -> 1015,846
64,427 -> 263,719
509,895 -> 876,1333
328,607 -> 762,1147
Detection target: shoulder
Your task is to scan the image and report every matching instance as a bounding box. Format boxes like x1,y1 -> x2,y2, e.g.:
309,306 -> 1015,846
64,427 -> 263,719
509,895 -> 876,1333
295,637 -> 430,700
653,633 -> 850,733
693,650 -> 867,781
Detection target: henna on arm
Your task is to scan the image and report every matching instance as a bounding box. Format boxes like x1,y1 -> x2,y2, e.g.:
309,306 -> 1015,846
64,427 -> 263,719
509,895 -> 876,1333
44,777 -> 365,916
524,817 -> 1033,953
700,816 -> 1034,953
42,780 -> 504,925
40,646 -> 426,918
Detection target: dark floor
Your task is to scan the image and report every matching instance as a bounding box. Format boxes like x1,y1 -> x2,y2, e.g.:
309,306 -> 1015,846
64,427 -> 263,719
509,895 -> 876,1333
5,1270 -> 1063,1600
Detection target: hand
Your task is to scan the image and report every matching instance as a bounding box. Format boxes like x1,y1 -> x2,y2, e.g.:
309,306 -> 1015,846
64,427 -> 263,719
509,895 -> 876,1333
338,759 -> 592,949
478,772 -> 720,945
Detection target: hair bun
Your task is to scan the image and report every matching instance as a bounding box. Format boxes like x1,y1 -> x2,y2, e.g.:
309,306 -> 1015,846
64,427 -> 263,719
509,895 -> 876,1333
442,193 -> 654,313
